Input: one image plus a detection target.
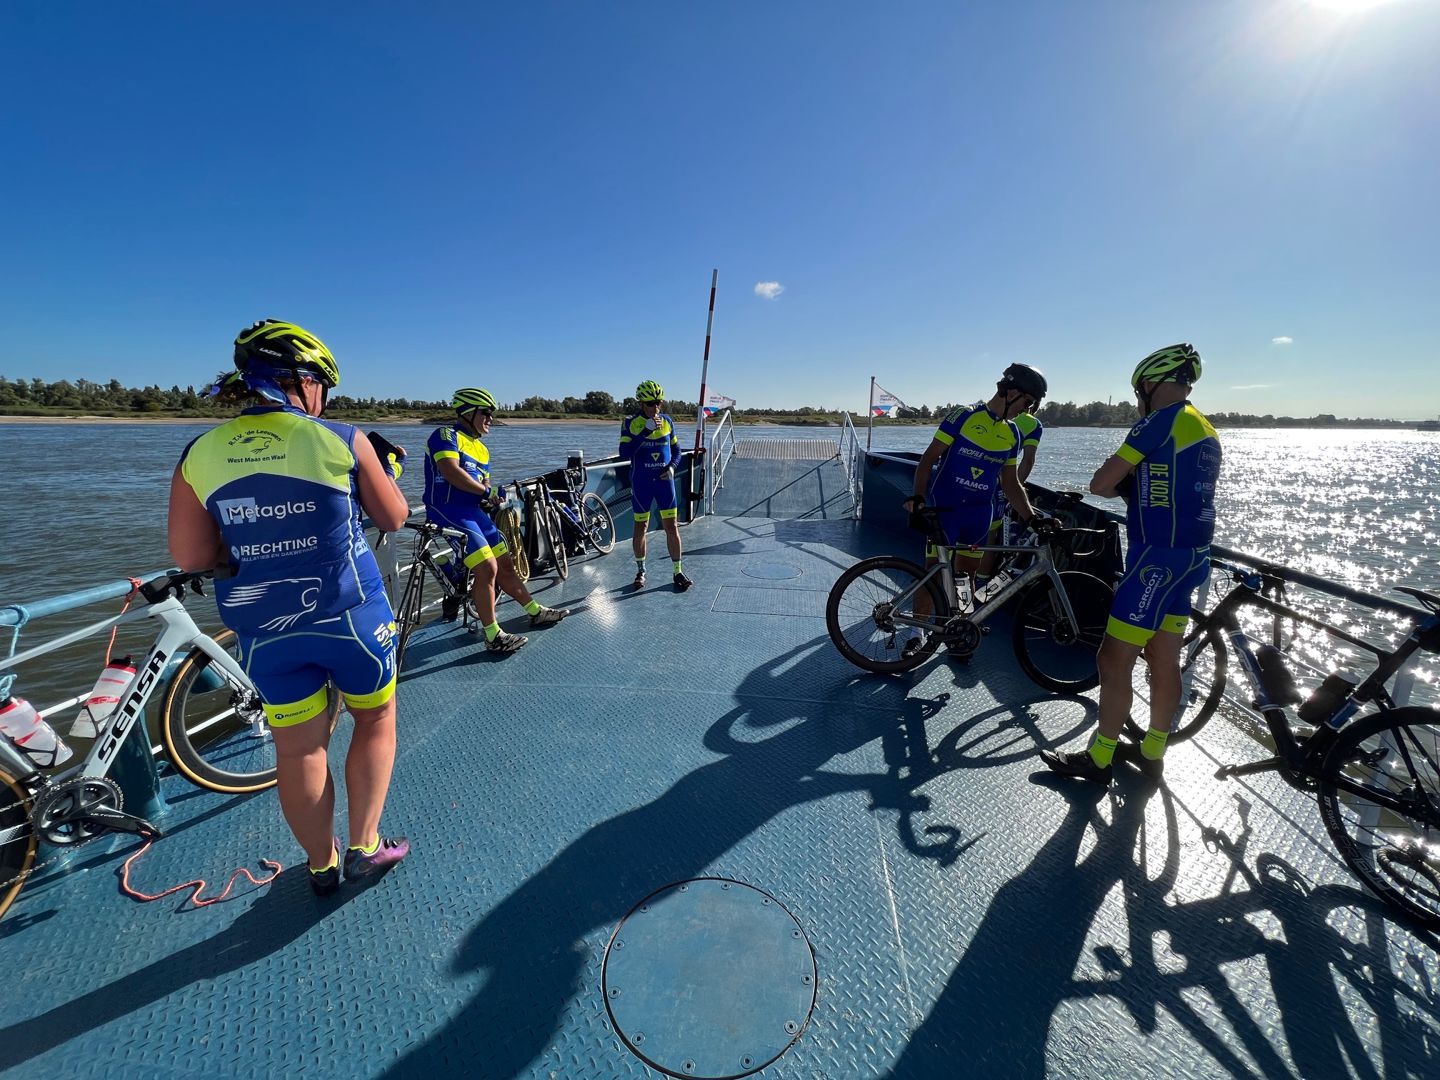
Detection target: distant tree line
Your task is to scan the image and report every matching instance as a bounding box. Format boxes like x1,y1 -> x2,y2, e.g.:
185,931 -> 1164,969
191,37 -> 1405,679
0,376 -> 1417,427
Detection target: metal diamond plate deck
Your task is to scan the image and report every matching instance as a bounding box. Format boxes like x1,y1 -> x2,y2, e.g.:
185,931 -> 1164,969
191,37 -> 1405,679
2,501 -> 1437,1079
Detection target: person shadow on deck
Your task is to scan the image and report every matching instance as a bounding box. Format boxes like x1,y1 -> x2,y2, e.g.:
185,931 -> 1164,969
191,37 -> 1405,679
381,633 -> 1003,1079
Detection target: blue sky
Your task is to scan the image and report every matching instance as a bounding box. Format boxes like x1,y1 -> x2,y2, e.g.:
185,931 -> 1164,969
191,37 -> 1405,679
2,1 -> 1437,418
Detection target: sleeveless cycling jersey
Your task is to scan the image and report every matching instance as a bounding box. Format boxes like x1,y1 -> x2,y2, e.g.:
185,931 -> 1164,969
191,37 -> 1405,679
619,413 -> 682,474
179,405 -> 385,636
424,424 -> 491,511
928,402 -> 1021,505
1115,401 -> 1222,548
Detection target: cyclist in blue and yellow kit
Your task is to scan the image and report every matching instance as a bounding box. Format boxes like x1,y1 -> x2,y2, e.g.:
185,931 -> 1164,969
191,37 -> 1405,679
1043,343 -> 1221,784
424,388 -> 569,653
905,365 -> 1052,618
620,380 -> 692,591
168,320 -> 411,894
977,408 -> 1044,593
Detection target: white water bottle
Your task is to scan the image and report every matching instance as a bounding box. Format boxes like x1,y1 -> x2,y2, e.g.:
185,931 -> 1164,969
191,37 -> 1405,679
0,695 -> 75,768
71,656 -> 136,739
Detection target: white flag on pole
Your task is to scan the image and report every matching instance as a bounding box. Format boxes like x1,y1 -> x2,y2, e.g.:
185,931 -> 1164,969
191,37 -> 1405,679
703,391 -> 736,417
871,382 -> 908,417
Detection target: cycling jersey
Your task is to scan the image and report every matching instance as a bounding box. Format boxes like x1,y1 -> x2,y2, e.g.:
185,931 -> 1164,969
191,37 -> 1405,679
179,405 -> 387,637
928,402 -> 1020,507
619,412 -> 682,473
1114,402 -> 1222,548
424,425 -> 491,512
993,411 -> 1043,525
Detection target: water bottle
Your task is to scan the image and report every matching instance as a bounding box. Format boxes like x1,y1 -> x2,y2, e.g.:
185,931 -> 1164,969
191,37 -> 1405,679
433,546 -> 463,586
1298,670 -> 1360,724
1255,644 -> 1303,706
0,695 -> 75,768
71,656 -> 136,738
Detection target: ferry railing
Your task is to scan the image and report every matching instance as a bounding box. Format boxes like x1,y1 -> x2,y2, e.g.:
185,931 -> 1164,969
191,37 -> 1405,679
838,411 -> 864,517
706,409 -> 737,515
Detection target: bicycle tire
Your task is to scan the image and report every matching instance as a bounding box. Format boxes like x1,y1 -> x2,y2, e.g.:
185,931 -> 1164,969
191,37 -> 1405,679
826,556 -> 946,673
1011,570 -> 1113,692
1317,706 -> 1440,930
1124,619 -> 1227,743
580,492 -> 616,554
545,505 -> 570,580
394,557 -> 429,671
0,765 -> 36,924
161,629 -> 333,793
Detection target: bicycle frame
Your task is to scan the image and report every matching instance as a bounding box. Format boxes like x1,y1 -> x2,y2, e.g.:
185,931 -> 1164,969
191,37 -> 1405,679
0,594 -> 253,844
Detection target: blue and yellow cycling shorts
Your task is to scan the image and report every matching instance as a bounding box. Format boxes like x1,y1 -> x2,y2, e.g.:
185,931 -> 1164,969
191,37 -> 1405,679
926,501 -> 993,563
632,473 -> 679,524
426,504 -> 509,567
1107,545 -> 1210,646
236,590 -> 398,727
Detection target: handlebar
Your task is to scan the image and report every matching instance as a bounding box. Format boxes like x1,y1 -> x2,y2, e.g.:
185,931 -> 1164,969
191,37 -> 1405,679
139,570 -> 215,605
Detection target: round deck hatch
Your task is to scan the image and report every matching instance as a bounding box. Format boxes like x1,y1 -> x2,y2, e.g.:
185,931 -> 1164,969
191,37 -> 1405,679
741,562 -> 802,580
603,878 -> 817,1078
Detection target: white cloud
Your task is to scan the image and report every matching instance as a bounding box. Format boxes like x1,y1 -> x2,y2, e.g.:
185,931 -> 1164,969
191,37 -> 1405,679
1231,384 -> 1272,390
754,281 -> 785,300
1271,336 -> 1293,346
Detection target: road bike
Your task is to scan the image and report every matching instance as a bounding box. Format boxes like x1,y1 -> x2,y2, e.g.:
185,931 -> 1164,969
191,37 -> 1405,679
825,508 -> 1114,691
547,465 -> 617,560
393,520 -> 477,670
1126,556 -> 1440,926
1,571 -> 326,922
514,478 -> 570,582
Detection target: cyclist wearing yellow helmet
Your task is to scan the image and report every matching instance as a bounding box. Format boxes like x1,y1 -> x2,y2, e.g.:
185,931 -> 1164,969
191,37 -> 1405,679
423,389 -> 569,652
1043,343 -> 1222,785
168,319 -> 412,894
620,380 -> 692,590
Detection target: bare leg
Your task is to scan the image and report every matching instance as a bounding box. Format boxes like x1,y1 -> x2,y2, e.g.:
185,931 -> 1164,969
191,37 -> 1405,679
344,695 -> 398,850
1097,635 -> 1145,740
632,516 -> 649,562
494,554 -> 534,607
1142,630 -> 1183,734
270,701 -> 338,869
661,516 -> 682,562
470,557 -> 499,625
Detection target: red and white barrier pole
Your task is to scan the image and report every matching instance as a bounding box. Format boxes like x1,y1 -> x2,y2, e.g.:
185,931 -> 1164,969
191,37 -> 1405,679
694,268 -> 718,454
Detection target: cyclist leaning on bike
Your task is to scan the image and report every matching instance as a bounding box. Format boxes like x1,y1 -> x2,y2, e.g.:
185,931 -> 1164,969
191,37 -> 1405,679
1043,343 -> 1222,784
423,388 -> 569,654
902,364 -> 1055,649
167,320 -> 411,895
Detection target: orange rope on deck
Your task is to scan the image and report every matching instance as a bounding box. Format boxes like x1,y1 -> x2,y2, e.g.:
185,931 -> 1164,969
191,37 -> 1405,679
120,838 -> 282,910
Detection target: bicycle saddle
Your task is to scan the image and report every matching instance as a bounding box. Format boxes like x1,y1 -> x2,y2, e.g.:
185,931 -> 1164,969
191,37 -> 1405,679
1395,585 -> 1440,613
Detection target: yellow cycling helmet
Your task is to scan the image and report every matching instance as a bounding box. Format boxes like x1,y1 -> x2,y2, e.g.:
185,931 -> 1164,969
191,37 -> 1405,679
452,387 -> 498,412
1131,344 -> 1201,389
234,320 -> 340,388
636,380 -> 665,402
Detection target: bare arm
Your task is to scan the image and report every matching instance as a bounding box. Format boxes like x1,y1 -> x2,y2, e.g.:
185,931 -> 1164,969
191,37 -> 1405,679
1017,445 -> 1038,484
1090,454 -> 1135,499
906,438 -> 946,507
167,466 -> 222,571
1000,464 -> 1038,523
355,433 -> 411,532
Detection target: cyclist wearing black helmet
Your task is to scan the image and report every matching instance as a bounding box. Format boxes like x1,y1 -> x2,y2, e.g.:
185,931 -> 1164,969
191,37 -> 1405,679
905,364 -> 1053,624
169,320 -> 412,894
1043,343 -> 1221,785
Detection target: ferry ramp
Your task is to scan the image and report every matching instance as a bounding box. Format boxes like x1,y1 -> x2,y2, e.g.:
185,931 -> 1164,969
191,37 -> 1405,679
708,437 -> 855,520
1,455 -> 1437,1079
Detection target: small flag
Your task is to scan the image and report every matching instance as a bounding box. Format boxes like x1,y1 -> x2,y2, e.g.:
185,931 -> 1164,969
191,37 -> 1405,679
871,381 -> 907,417
703,391 -> 736,418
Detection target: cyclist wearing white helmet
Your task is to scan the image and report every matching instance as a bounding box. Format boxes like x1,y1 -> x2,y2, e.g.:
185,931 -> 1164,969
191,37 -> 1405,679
1043,343 -> 1222,784
424,388 -> 569,653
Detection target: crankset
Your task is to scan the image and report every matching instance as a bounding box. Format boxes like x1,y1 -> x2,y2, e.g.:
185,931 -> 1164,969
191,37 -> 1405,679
32,777 -> 161,846
941,617 -> 985,658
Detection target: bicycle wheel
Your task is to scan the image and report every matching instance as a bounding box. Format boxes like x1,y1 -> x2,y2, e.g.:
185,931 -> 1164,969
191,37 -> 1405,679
0,766 -> 36,924
394,558 -> 429,671
160,629 -> 281,793
1011,571 -> 1113,692
1318,707 -> 1440,930
826,556 -> 946,673
1124,619 -> 1227,743
545,505 -> 570,580
580,492 -> 616,554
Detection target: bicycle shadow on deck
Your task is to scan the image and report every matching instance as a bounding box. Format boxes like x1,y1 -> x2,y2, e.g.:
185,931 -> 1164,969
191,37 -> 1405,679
380,632 -> 1052,1079
885,780 -> 1440,1079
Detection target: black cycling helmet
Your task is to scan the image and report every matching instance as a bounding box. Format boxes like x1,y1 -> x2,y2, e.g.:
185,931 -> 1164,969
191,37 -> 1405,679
998,363 -> 1047,405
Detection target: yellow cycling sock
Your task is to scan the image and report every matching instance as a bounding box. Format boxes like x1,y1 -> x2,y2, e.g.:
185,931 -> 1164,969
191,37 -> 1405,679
523,599 -> 541,615
673,560 -> 683,574
1141,728 -> 1169,761
309,847 -> 338,874
484,621 -> 501,641
349,836 -> 380,856
1089,733 -> 1118,768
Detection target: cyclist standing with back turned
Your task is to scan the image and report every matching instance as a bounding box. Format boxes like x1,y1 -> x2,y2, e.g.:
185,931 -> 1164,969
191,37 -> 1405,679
167,320 -> 411,895
1042,343 -> 1221,784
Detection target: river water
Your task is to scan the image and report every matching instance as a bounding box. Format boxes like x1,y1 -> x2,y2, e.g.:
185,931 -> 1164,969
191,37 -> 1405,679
1,420 -> 1437,709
